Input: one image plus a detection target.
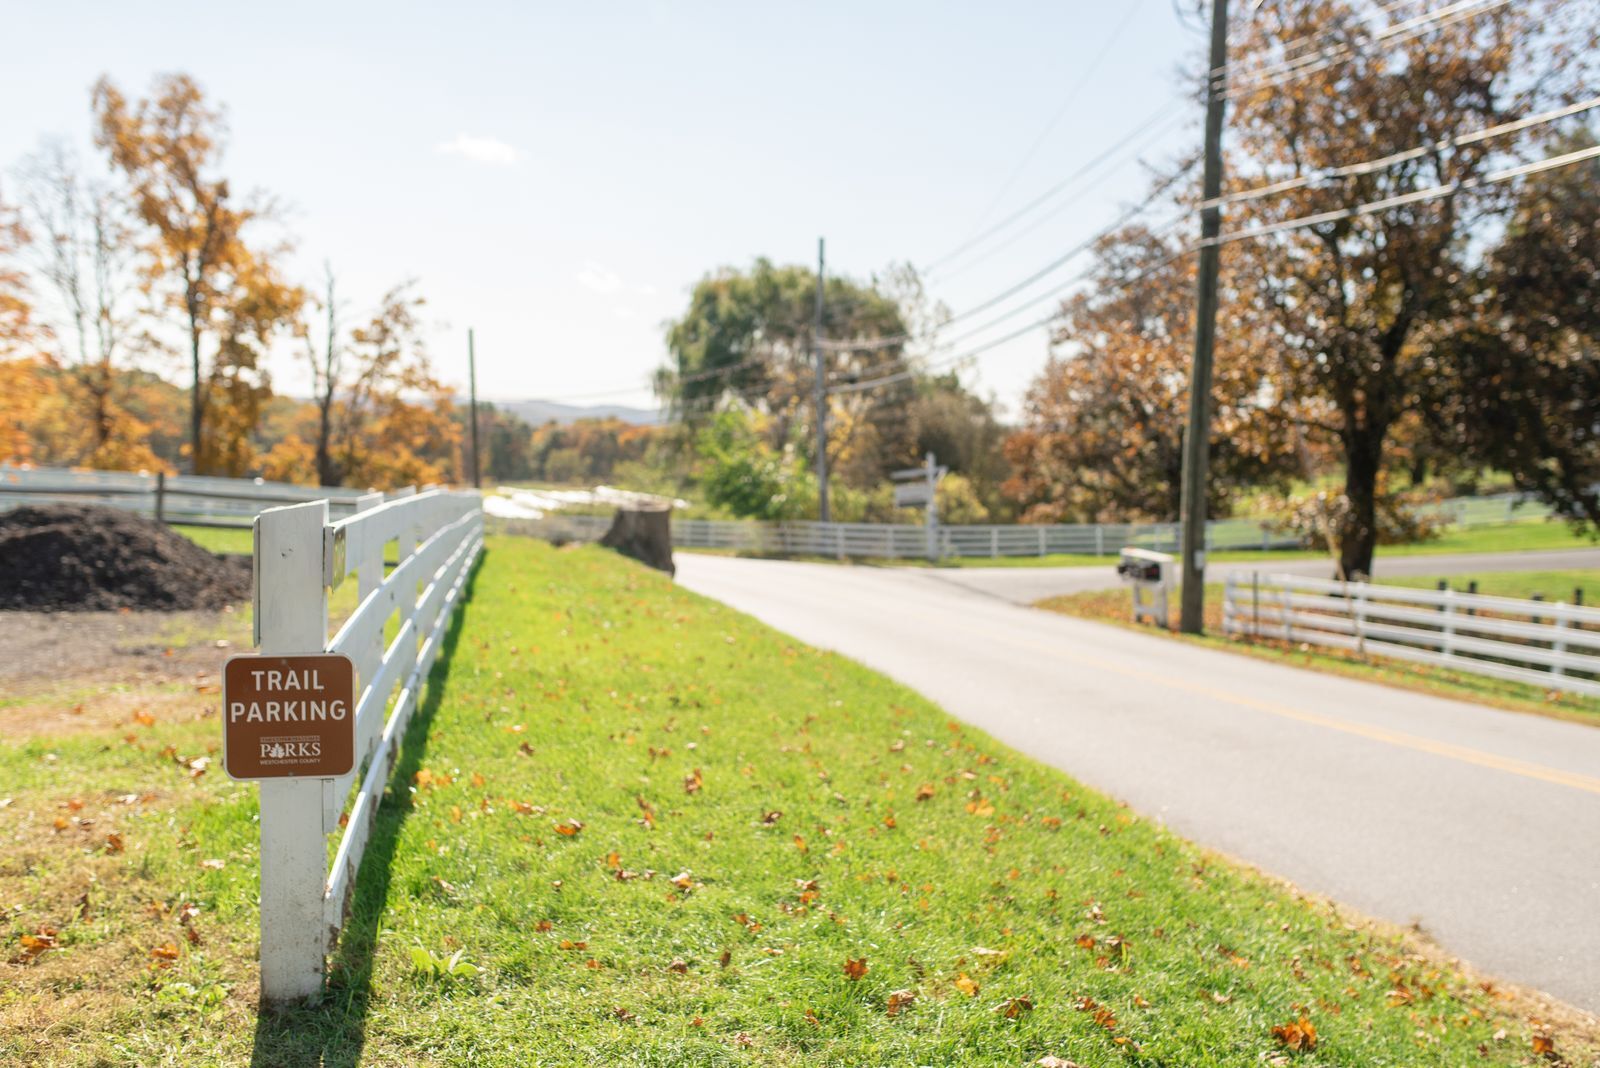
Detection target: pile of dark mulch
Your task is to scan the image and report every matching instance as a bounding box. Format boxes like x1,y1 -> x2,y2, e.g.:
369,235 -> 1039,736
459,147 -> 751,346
0,504 -> 252,612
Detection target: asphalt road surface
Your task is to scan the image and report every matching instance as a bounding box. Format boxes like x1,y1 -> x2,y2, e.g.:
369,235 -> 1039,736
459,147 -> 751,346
674,552 -> 1600,1012
919,547 -> 1600,604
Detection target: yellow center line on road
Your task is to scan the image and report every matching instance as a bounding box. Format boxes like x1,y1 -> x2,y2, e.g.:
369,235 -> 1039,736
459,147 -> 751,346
949,618 -> 1600,797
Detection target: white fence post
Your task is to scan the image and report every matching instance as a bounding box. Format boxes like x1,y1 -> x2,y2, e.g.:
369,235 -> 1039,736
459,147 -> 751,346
256,500 -> 332,1003
1441,590 -> 1457,658
1552,611 -> 1569,678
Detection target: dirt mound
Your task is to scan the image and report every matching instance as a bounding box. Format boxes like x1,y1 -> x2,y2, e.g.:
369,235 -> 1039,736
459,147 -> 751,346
0,504 -> 252,612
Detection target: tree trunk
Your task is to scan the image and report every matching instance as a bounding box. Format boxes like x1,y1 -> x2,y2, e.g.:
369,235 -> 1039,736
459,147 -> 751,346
1338,428 -> 1384,580
316,399 -> 337,486
94,361 -> 112,453
188,305 -> 204,475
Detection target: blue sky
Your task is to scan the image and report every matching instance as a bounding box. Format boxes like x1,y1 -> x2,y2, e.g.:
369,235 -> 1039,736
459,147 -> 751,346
2,1 -> 1203,416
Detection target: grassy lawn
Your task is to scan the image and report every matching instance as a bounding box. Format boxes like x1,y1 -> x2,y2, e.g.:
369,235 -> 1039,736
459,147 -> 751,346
1381,570 -> 1596,604
172,524 -> 254,555
1037,576 -> 1600,726
3,538 -> 1594,1065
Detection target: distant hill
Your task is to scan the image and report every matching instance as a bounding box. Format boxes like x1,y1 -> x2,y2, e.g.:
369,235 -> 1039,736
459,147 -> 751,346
486,399 -> 665,427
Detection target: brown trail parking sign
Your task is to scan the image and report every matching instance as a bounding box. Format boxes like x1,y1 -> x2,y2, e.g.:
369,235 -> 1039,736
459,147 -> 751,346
223,653 -> 357,780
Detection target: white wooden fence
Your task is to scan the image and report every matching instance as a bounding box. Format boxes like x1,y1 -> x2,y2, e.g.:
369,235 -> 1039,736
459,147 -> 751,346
0,464 -> 378,527
255,488 -> 483,1001
499,513 -> 1302,559
1222,572 -> 1600,698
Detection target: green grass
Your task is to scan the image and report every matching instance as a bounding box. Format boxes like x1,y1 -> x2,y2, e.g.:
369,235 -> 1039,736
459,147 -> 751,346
172,524 -> 254,555
1382,570 -> 1596,604
1037,576 -> 1600,726
2,538 -> 1592,1066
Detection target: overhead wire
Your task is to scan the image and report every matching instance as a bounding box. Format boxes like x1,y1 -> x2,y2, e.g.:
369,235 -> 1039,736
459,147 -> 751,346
1202,93 -> 1600,209
1224,0 -> 1515,97
1204,141 -> 1600,246
961,0 -> 1150,240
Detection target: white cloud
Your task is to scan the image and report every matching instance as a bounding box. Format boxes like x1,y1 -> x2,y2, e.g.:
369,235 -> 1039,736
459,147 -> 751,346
435,133 -> 519,165
576,261 -> 622,294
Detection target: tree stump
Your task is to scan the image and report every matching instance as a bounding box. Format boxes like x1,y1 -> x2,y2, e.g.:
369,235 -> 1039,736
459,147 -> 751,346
599,506 -> 675,576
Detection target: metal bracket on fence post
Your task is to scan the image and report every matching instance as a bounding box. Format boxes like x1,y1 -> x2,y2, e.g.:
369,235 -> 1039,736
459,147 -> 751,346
255,500 -> 332,1004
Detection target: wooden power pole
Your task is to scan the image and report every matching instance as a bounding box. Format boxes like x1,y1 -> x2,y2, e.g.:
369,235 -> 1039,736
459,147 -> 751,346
1179,0 -> 1229,634
812,237 -> 830,523
468,328 -> 481,489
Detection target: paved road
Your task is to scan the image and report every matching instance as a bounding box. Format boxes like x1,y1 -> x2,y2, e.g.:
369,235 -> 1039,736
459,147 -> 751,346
919,547 -> 1600,605
674,553 -> 1600,1011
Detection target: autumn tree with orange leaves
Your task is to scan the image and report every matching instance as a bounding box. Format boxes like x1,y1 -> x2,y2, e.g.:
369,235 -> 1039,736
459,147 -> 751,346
11,141 -> 165,471
93,73 -> 302,476
1221,0 -> 1599,576
265,276 -> 459,490
1004,214 -> 1300,523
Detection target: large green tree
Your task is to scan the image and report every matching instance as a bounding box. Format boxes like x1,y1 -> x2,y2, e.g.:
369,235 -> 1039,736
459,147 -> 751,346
1435,134 -> 1600,523
660,258 -> 916,489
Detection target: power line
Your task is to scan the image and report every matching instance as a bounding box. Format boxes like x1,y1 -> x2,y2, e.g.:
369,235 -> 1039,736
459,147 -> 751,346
962,0 -> 1150,239
1225,0 -> 1515,97
920,102 -> 1185,276
828,158 -> 1198,355
1201,93 -> 1600,210
1205,141 -> 1600,246
833,212 -> 1191,386
830,243 -> 1197,397
935,117 -> 1192,284
826,141 -> 1600,399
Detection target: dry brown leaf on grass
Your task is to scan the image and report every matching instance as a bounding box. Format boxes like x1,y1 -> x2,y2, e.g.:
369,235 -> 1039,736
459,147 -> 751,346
885,989 -> 917,1016
683,768 -> 704,794
1532,1033 -> 1555,1055
1271,1016 -> 1317,1051
16,927 -> 58,963
843,957 -> 868,981
954,972 -> 980,997
1037,1058 -> 1085,1068
554,819 -> 584,836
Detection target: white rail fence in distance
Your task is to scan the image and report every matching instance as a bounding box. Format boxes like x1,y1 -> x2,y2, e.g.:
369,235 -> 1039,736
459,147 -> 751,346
0,464 -> 379,527
1222,572 -> 1600,698
255,488 -> 483,1001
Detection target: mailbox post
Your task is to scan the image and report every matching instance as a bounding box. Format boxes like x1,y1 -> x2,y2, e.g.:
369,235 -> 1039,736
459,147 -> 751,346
891,452 -> 947,562
1117,547 -> 1175,629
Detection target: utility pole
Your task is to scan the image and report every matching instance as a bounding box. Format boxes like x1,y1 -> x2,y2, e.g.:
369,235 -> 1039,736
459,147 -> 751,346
812,237 -> 830,523
467,328 -> 481,489
1178,0 -> 1229,634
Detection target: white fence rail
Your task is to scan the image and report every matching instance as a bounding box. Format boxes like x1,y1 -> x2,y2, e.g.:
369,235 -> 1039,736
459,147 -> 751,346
496,491 -> 1558,561
255,488 -> 483,1001
0,464 -> 380,527
499,514 -> 1301,559
1222,572 -> 1600,698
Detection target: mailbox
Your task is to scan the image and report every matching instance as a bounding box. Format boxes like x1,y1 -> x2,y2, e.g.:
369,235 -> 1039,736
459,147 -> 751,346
1117,548 -> 1174,628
